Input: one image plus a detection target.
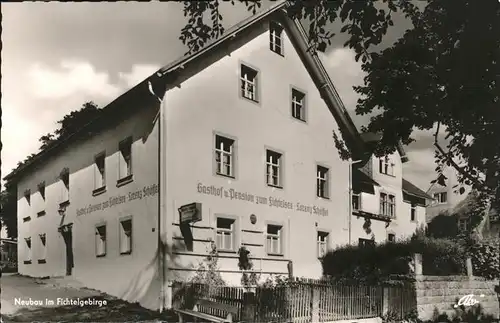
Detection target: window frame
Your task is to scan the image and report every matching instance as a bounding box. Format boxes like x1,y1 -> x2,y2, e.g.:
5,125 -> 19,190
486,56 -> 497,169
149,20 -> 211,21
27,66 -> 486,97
38,182 -> 46,201
379,156 -> 395,176
265,148 -> 284,189
24,189 -> 31,206
93,151 -> 106,194
118,137 -> 133,185
266,224 -> 283,256
380,192 -> 396,218
352,191 -> 361,212
24,237 -> 32,264
316,164 -> 330,199
410,203 -> 417,222
358,238 -> 375,248
317,231 -> 329,259
38,233 -> 47,263
95,224 -> 107,258
215,217 -> 236,252
269,21 -> 284,55
239,62 -> 261,104
290,87 -> 307,123
387,233 -> 396,242
59,168 -> 70,205
433,192 -> 448,204
213,132 -> 237,179
119,216 -> 133,255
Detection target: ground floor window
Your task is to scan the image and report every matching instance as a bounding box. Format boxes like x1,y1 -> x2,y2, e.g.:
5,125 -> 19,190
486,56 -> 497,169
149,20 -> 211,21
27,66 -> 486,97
24,237 -> 32,264
95,225 -> 107,257
38,234 -> 47,263
317,231 -> 329,258
359,238 -> 375,248
216,218 -> 235,251
266,225 -> 283,255
119,219 -> 132,255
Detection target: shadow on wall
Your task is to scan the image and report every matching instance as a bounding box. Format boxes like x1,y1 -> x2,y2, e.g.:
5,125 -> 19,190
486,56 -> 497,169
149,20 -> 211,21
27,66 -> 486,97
119,239 -> 186,309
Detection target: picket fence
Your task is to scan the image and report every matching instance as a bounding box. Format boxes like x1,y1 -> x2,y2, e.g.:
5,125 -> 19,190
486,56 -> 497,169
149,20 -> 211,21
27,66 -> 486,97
171,279 -> 416,323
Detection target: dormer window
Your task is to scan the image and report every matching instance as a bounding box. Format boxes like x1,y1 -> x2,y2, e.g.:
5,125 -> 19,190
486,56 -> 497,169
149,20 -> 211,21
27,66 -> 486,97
269,21 -> 284,55
379,156 -> 395,176
433,192 -> 448,204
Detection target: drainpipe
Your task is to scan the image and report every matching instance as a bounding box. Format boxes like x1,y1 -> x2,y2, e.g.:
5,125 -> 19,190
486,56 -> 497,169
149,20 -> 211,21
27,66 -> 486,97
348,160 -> 363,245
148,80 -> 165,313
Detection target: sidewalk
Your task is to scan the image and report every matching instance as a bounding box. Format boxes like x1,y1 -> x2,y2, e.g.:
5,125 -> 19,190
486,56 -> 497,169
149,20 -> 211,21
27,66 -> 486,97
1,273 -> 175,322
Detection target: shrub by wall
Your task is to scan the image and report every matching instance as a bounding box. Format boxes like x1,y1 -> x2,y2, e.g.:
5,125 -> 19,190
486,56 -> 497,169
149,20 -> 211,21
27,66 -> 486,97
468,238 -> 500,280
321,235 -> 467,283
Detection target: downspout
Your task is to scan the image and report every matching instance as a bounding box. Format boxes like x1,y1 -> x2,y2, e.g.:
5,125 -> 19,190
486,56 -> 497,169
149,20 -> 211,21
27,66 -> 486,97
148,79 -> 165,313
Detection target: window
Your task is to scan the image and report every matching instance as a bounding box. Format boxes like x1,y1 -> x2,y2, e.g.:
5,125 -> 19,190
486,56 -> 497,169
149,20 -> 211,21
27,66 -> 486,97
458,218 -> 469,232
316,166 -> 330,198
240,64 -> 259,102
60,169 -> 70,203
216,218 -> 235,251
95,225 -> 107,257
388,234 -> 396,242
269,21 -> 283,55
24,189 -> 31,205
291,88 -> 306,122
39,234 -> 47,263
317,231 -> 329,258
24,237 -> 32,263
94,153 -> 106,190
379,156 -> 395,176
266,225 -> 282,255
359,238 -> 375,248
410,203 -> 417,222
215,135 -> 235,178
38,182 -> 45,200
119,219 -> 132,255
118,138 -> 132,180
266,150 -> 283,188
380,193 -> 396,218
352,192 -> 361,211
433,192 -> 448,204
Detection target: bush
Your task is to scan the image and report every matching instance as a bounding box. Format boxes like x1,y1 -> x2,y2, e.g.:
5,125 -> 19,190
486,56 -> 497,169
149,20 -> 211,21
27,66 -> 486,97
322,235 -> 467,283
468,238 -> 500,280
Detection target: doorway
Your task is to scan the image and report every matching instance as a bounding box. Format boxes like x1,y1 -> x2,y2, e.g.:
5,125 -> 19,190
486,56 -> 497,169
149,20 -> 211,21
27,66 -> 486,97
60,224 -> 74,276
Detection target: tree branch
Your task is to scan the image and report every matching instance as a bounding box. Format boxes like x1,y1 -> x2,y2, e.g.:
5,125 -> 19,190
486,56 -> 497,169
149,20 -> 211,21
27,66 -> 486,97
433,122 -> 486,190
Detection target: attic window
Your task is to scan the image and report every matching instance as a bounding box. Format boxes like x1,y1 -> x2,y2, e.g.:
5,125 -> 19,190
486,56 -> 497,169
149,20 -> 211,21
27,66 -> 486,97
269,21 -> 284,55
38,182 -> 46,200
379,156 -> 395,176
240,64 -> 259,102
24,189 -> 31,205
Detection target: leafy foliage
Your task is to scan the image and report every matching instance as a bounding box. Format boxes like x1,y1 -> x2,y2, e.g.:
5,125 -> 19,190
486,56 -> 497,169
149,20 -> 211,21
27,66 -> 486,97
426,212 -> 460,239
189,241 -> 226,287
0,184 -> 17,239
468,238 -> 500,280
179,0 -> 500,212
237,246 -> 259,288
322,234 -> 468,283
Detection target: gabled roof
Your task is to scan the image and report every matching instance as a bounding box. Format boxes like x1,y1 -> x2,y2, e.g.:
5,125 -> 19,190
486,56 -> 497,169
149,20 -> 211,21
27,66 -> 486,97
402,178 -> 433,200
4,1 -> 366,183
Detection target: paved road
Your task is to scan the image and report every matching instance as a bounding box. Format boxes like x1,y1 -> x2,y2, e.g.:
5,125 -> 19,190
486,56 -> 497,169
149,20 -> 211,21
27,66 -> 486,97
1,273 -> 172,322
1,273 -> 101,316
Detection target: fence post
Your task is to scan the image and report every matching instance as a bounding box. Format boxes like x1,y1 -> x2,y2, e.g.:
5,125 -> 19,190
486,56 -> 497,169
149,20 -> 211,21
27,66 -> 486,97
310,285 -> 320,323
414,253 -> 423,276
382,286 -> 389,317
242,291 -> 256,322
466,257 -> 473,278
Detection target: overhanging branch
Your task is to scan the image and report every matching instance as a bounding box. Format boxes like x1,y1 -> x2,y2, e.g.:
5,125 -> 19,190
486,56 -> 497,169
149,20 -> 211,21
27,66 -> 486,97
433,122 -> 486,190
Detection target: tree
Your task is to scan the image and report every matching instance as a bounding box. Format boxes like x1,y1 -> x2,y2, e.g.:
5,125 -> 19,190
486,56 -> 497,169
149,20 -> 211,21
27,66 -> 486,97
179,0 -> 500,211
426,212 -> 459,239
1,102 -> 102,238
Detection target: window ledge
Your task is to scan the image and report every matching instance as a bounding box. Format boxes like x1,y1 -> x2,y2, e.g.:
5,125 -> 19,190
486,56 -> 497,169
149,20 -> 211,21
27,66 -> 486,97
292,116 -> 307,123
23,217 -> 31,222
317,196 -> 330,200
120,251 -> 132,256
96,254 -> 106,258
38,259 -> 46,264
24,260 -> 32,265
271,50 -> 284,57
92,186 -> 107,196
267,253 -> 284,257
215,173 -> 235,180
218,249 -> 237,254
59,200 -> 70,208
37,211 -> 46,217
241,96 -> 260,104
267,184 -> 283,189
117,175 -> 133,187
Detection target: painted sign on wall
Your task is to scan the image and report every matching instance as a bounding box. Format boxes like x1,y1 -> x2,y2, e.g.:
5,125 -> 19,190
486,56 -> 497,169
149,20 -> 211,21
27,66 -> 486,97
196,182 -> 328,216
76,184 -> 158,216
179,203 -> 202,224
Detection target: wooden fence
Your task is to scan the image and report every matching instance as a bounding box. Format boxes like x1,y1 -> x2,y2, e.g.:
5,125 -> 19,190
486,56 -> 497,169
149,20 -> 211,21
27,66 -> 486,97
171,280 -> 416,322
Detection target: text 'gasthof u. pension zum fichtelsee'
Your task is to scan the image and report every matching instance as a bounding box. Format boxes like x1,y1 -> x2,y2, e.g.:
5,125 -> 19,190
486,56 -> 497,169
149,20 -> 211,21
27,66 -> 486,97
197,182 -> 328,216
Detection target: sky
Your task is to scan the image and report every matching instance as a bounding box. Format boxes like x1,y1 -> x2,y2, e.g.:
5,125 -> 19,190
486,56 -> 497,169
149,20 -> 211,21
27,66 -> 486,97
1,1 -> 438,192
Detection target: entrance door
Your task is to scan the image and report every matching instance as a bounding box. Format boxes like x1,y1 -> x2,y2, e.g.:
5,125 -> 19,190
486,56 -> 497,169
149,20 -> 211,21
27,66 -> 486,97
61,225 -> 74,276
